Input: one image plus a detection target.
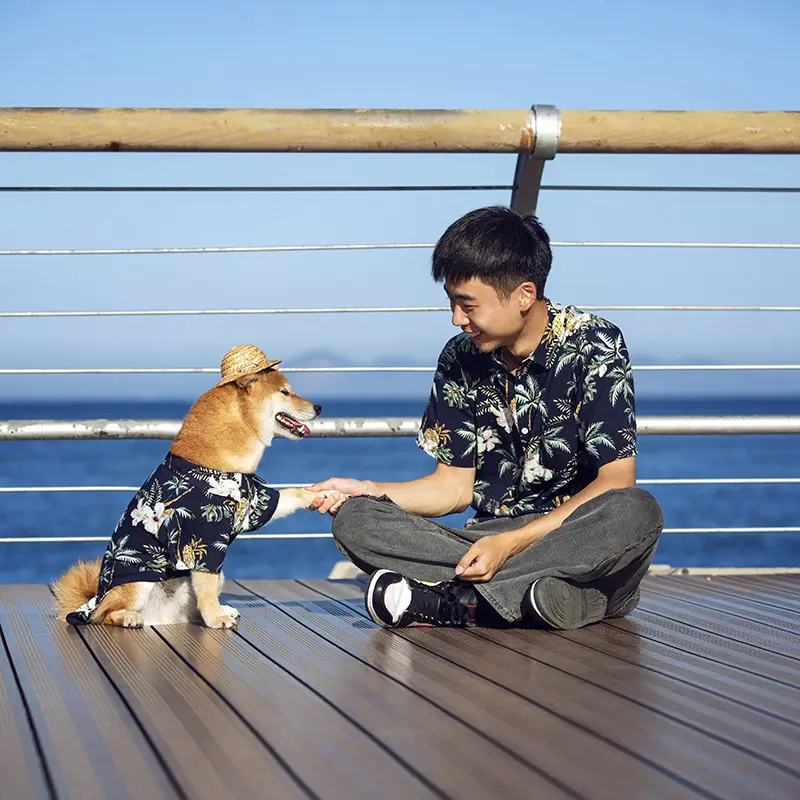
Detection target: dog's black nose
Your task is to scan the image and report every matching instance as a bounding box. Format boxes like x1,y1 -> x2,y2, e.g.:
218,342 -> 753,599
313,403 -> 323,415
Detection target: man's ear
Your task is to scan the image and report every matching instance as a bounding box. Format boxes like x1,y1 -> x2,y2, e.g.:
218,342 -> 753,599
517,282 -> 537,312
235,373 -> 259,389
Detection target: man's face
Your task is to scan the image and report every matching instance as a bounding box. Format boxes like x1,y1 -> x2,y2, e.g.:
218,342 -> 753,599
445,277 -> 535,352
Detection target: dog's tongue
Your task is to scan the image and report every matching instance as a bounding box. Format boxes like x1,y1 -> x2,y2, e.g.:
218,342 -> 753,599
278,413 -> 310,436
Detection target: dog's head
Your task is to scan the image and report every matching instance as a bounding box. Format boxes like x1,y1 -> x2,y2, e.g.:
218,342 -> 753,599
235,369 -> 321,444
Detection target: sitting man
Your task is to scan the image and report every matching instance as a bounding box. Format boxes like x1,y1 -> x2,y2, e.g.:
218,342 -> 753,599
310,206 -> 664,629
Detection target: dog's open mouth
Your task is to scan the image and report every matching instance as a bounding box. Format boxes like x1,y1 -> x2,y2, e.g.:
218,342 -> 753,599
276,412 -> 311,437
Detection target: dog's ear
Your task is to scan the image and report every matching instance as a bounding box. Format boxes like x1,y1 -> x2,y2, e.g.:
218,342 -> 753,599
235,373 -> 260,389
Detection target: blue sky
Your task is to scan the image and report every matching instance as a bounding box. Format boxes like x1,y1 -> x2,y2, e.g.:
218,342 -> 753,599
1,0 -> 798,400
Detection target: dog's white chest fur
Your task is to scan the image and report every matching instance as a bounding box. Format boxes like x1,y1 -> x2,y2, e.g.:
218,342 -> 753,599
139,577 -> 196,625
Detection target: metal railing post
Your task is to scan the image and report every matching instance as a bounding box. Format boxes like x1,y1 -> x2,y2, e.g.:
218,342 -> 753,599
509,105 -> 561,216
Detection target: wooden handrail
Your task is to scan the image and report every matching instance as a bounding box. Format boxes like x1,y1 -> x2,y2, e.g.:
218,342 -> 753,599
0,108 -> 798,154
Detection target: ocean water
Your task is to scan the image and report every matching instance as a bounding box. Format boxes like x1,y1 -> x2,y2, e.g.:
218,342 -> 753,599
0,396 -> 798,584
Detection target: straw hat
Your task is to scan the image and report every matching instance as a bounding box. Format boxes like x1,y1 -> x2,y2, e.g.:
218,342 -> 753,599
216,344 -> 282,387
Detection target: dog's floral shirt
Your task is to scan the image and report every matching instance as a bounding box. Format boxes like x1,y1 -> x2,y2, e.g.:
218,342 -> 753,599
417,299 -> 637,520
66,453 -> 279,625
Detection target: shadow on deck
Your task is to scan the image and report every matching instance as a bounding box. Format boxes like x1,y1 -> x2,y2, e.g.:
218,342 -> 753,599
1,575 -> 798,799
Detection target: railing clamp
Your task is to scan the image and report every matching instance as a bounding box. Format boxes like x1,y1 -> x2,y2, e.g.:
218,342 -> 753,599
510,104 -> 561,216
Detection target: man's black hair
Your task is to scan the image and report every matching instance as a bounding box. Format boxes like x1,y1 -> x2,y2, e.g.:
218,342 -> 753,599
431,206 -> 552,299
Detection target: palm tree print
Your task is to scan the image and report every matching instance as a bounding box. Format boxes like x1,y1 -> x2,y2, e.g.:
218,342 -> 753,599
515,374 -> 548,422
541,425 -> 571,458
442,380 -> 470,410
582,421 -> 616,461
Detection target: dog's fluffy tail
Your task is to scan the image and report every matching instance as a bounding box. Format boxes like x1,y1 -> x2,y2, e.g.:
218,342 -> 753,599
51,559 -> 101,620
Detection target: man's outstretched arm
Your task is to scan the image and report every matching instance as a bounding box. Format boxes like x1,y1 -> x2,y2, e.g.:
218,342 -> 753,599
308,461 -> 475,517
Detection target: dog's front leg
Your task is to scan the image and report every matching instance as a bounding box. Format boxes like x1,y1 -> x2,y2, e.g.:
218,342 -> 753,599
273,487 -> 338,520
191,571 -> 239,629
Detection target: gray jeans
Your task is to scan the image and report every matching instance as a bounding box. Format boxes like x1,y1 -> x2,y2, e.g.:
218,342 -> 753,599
331,488 -> 664,622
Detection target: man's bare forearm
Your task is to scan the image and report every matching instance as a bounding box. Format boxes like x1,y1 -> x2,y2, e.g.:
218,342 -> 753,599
364,473 -> 471,518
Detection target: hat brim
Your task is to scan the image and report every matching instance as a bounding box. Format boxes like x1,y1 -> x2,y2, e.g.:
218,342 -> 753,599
215,359 -> 282,387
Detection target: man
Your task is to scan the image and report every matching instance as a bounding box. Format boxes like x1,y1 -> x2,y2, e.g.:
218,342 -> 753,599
310,206 -> 663,630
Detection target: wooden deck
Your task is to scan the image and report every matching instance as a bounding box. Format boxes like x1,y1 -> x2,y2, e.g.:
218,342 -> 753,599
0,575 -> 798,800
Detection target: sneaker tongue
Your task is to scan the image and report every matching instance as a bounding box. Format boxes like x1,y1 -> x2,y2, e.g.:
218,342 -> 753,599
383,580 -> 412,623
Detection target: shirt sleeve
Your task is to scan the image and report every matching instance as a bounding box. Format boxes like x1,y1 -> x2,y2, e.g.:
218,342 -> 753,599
578,323 -> 638,471
417,336 -> 477,467
248,483 -> 280,529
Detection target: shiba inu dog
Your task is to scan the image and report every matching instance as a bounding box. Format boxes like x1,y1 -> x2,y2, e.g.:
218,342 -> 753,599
52,344 -> 337,629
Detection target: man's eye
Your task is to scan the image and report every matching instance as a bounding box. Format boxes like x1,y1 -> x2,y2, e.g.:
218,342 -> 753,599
281,389 -> 290,396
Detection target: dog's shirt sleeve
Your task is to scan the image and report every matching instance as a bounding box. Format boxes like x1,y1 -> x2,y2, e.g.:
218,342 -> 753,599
170,472 -> 280,572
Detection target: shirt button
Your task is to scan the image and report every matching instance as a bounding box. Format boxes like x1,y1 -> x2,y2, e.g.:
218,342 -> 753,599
521,427 -> 529,435
516,384 -> 524,391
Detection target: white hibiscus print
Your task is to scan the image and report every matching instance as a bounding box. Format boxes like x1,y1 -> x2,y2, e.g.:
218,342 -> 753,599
207,474 -> 243,501
417,431 -> 437,455
522,452 -> 554,484
477,427 -> 500,454
492,405 -> 514,433
130,500 -> 167,534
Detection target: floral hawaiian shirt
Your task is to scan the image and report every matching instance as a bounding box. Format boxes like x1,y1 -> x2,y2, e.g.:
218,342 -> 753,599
417,299 -> 637,520
66,453 -> 279,625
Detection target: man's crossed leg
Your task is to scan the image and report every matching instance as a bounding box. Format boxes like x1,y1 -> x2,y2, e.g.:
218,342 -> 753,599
331,487 -> 664,629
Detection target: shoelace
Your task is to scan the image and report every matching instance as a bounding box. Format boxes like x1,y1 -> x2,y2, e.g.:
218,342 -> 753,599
406,581 -> 474,626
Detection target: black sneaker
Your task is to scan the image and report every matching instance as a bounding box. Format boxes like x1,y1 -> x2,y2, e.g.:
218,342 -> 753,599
606,588 -> 641,618
365,569 -> 478,628
522,577 -> 608,630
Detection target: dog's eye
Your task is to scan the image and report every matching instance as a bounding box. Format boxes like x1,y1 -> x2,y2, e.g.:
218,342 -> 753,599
281,389 -> 290,396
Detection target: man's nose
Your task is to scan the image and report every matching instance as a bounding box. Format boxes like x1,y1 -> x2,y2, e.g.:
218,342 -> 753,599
451,306 -> 468,328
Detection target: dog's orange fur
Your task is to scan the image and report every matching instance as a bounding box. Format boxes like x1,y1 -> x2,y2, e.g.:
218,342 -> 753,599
52,367 -> 323,627
52,558 -> 103,619
52,559 -> 142,624
172,370 -> 308,473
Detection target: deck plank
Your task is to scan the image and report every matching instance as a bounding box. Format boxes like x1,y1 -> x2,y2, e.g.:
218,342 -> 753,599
716,576 -> 800,608
664,575 -> 800,615
0,585 -> 175,800
308,578 -> 800,800
643,577 -> 800,632
637,593 -> 800,658
555,619 -> 800,724
157,610 -> 439,800
0,598 -> 51,799
238,579 -> 693,800
607,610 -> 799,686
471,626 -> 800,774
738,575 -> 800,593
80,620 -> 307,800
231,580 -> 570,800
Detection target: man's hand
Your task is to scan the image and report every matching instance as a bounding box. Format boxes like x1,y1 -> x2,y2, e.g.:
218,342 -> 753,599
455,533 -> 516,582
305,477 -> 376,515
